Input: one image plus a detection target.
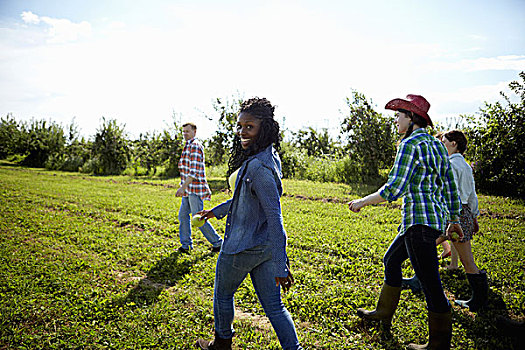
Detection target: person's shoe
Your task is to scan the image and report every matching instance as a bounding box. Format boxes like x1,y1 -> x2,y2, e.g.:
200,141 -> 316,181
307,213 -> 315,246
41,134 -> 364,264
178,246 -> 190,254
357,283 -> 402,327
454,270 -> 489,312
402,275 -> 423,293
408,310 -> 452,350
211,245 -> 221,253
196,332 -> 232,349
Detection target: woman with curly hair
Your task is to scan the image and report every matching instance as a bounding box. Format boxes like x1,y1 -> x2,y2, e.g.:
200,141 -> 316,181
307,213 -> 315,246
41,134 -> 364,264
196,97 -> 303,350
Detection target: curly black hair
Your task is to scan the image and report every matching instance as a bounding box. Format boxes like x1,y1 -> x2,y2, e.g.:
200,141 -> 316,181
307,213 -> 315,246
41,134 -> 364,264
227,97 -> 281,177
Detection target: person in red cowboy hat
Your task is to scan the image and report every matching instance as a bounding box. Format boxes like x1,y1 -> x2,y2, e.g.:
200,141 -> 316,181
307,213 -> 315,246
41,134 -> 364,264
348,94 -> 463,349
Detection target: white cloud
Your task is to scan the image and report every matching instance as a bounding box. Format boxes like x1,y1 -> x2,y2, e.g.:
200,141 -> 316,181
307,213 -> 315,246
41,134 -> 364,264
20,11 -> 91,44
41,17 -> 92,43
21,11 -> 40,24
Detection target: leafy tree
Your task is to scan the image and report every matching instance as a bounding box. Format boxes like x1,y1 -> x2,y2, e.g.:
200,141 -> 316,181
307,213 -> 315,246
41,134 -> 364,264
59,119 -> 91,172
158,112 -> 183,177
291,127 -> 336,157
204,96 -> 243,165
90,118 -> 130,175
0,114 -> 22,159
468,71 -> 525,198
340,91 -> 396,181
19,119 -> 66,168
133,132 -> 163,175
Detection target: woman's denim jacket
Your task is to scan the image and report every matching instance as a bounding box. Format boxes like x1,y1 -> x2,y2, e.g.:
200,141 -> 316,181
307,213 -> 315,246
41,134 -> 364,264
211,146 -> 289,278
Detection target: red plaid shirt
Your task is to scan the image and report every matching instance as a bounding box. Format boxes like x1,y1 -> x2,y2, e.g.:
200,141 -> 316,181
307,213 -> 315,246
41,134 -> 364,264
178,138 -> 212,200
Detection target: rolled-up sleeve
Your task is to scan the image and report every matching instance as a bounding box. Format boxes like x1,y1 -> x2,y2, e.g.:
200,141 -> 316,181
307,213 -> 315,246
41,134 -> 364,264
212,199 -> 232,220
380,141 -> 417,202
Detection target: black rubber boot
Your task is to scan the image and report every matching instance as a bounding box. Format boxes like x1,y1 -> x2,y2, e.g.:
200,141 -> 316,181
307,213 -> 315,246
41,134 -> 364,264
454,270 -> 488,312
357,283 -> 402,326
402,275 -> 422,293
195,332 -> 232,350
407,310 -> 452,350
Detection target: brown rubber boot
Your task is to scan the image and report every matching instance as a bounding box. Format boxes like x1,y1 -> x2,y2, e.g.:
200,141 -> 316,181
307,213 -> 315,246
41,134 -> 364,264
407,310 -> 452,350
195,332 -> 232,350
357,283 -> 402,326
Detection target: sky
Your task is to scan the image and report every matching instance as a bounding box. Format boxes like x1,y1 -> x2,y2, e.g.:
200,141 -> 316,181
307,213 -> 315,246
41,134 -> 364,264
1,0 -> 524,140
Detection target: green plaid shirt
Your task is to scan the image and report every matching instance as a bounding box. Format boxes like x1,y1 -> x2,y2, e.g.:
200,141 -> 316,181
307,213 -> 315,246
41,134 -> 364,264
379,128 -> 461,235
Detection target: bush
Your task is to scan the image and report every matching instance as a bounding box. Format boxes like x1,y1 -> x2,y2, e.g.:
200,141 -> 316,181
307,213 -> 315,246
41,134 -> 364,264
340,91 -> 396,181
468,72 -> 525,198
91,118 -> 130,175
20,119 -> 66,168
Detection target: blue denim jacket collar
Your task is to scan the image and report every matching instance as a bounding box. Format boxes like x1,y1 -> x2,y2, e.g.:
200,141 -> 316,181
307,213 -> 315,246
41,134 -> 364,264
248,145 -> 282,179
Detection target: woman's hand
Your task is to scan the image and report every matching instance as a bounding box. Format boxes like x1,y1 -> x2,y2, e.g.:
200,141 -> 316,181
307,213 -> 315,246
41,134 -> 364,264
446,223 -> 464,242
275,272 -> 294,293
197,210 -> 215,220
348,198 -> 366,213
473,217 -> 480,234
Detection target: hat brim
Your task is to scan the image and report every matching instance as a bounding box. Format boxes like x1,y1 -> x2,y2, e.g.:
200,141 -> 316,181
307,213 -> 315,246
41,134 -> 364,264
385,98 -> 433,127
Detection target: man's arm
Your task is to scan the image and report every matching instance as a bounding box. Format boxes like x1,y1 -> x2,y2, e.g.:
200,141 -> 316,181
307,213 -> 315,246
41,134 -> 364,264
176,175 -> 195,197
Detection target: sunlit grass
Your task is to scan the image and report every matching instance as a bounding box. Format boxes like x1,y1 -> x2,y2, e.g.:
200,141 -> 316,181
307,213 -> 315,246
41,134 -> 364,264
1,165 -> 523,349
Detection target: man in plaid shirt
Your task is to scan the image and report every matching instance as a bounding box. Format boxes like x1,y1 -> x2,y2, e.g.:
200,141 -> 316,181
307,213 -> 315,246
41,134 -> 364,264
176,123 -> 223,254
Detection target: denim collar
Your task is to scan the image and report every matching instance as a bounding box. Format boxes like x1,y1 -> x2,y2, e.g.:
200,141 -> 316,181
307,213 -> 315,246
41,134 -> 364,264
248,145 -> 282,178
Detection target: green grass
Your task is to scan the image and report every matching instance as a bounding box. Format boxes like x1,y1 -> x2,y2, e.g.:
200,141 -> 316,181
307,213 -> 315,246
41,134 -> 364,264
1,164 -> 524,349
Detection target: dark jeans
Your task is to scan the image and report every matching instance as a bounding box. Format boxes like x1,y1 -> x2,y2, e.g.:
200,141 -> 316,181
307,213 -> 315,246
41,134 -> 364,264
383,224 -> 450,313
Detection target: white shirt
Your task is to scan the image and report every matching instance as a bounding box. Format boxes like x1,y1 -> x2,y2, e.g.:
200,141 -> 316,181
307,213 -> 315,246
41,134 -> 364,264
449,153 -> 479,217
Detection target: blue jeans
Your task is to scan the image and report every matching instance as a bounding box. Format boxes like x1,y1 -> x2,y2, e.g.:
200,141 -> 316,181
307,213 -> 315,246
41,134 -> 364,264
213,245 -> 302,350
178,194 -> 222,249
383,225 -> 450,313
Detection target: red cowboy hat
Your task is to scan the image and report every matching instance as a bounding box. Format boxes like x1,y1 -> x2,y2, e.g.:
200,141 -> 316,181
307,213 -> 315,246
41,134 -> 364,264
385,94 -> 433,127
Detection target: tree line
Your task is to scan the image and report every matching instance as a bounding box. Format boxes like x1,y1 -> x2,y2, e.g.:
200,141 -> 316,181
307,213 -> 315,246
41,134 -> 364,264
1,72 -> 524,198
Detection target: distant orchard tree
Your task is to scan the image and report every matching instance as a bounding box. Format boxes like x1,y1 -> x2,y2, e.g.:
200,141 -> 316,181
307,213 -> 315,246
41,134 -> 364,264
0,114 -> 22,159
340,91 -> 396,181
291,127 -> 337,157
468,71 -> 525,198
20,118 -> 66,168
158,111 -> 184,177
133,132 -> 163,175
204,96 -> 243,166
90,118 -> 130,175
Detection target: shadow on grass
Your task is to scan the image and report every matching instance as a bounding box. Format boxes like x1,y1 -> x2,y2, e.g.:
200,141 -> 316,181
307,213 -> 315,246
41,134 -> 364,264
0,160 -> 23,167
123,250 -> 211,307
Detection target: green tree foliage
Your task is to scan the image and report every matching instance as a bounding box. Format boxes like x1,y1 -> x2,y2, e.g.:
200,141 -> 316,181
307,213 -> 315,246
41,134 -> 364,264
204,96 -> 242,165
291,127 -> 335,157
468,71 -> 525,198
133,132 -> 163,175
340,91 -> 396,181
0,114 -> 23,159
19,118 -> 66,168
59,120 -> 91,172
90,118 -> 130,175
158,112 -> 183,177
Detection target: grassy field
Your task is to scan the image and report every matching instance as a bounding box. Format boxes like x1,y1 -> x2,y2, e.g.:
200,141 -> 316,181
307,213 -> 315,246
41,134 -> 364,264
1,163 -> 524,349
